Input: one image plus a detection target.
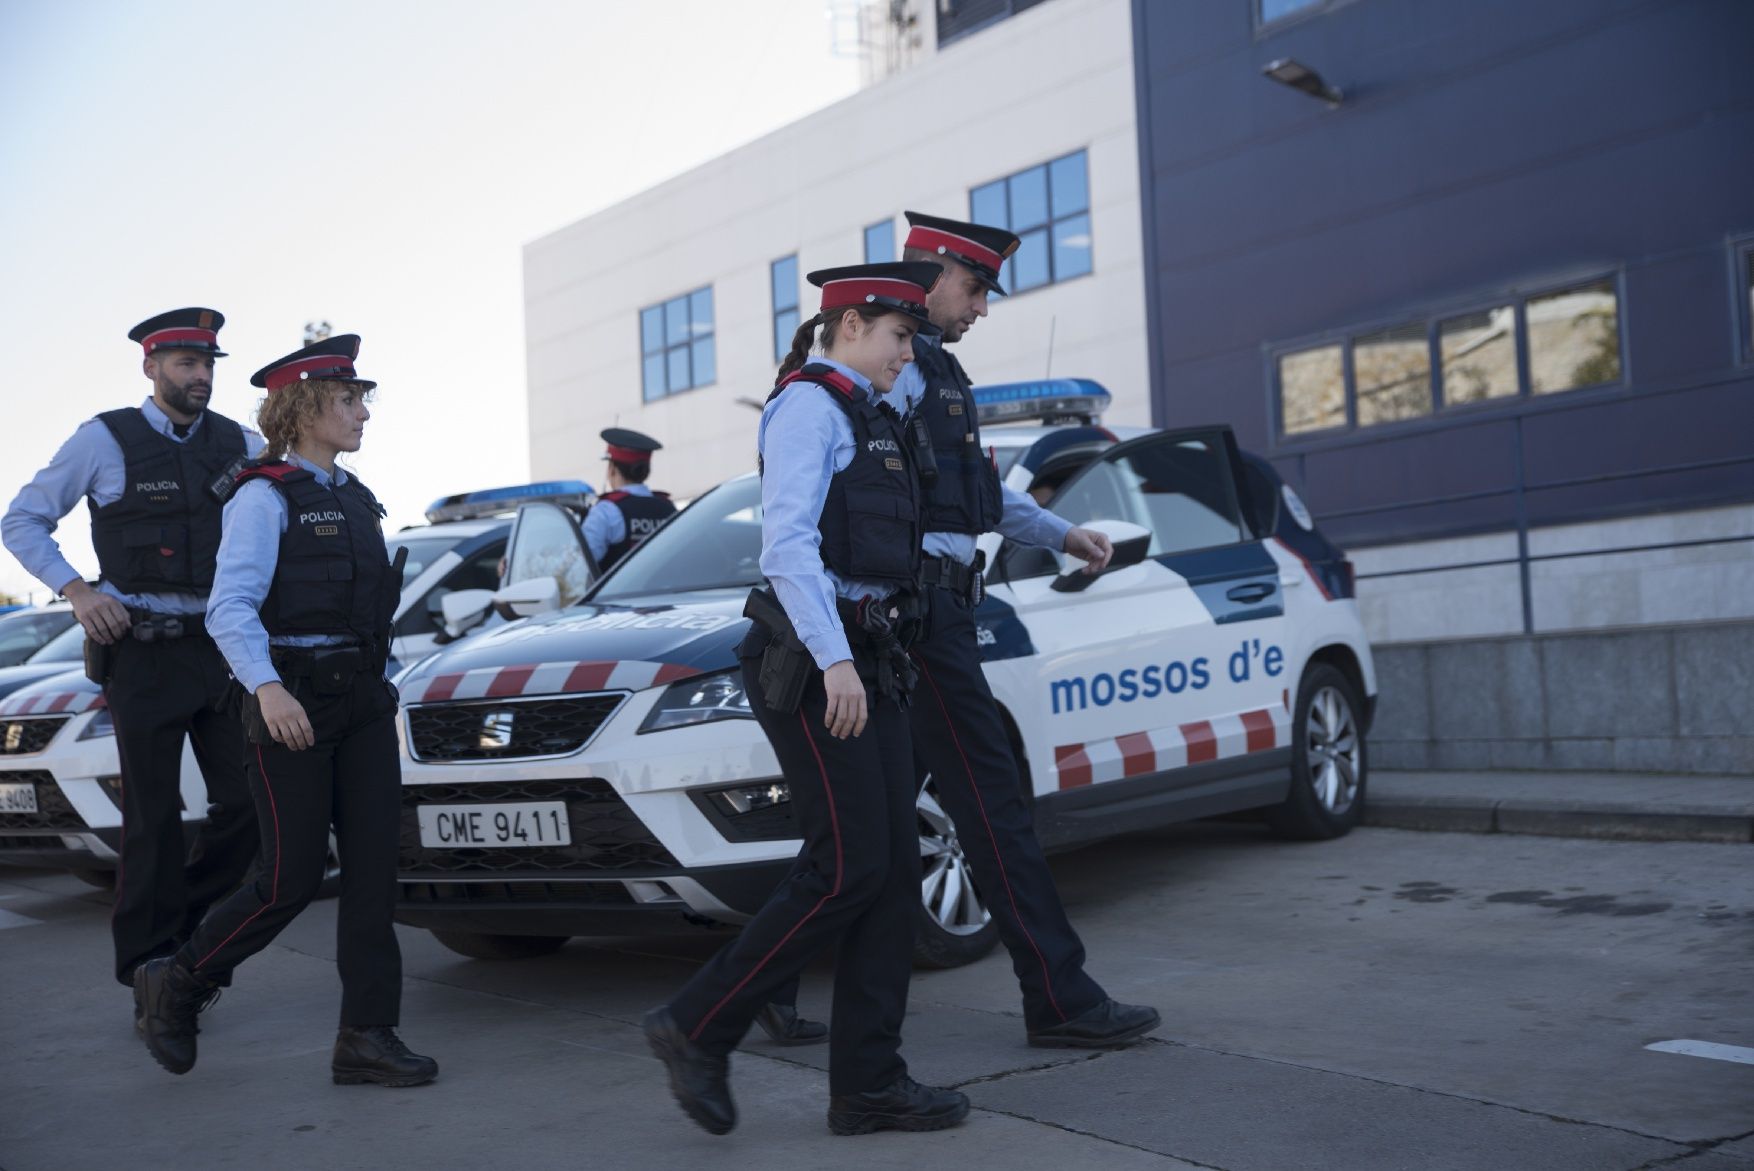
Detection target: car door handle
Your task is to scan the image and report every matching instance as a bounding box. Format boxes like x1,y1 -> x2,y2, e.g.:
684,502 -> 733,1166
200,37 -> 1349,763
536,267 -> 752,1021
1226,583 -> 1276,603
1279,574 -> 1303,588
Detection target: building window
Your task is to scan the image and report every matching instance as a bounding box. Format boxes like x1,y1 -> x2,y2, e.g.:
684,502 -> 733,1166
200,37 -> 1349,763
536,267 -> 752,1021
640,286 -> 715,401
771,255 -> 799,363
1527,278 -> 1621,395
863,219 -> 895,264
1257,0 -> 1339,26
937,0 -> 1051,48
969,149 -> 1091,295
1272,273 -> 1624,439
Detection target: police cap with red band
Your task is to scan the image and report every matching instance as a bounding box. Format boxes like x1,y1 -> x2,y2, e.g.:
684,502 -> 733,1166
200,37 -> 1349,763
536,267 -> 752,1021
601,427 -> 661,464
903,210 -> 1021,296
249,333 -> 378,394
807,260 -> 943,336
128,307 -> 228,357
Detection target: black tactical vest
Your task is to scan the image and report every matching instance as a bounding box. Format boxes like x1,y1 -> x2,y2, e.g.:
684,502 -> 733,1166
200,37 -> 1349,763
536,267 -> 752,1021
87,407 -> 247,594
764,364 -> 922,589
597,490 -> 677,570
910,338 -> 1002,536
239,462 -> 400,650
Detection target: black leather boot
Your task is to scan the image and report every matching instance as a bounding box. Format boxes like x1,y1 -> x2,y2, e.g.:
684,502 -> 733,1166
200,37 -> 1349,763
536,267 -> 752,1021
643,1007 -> 735,1135
133,957 -> 214,1075
828,1075 -> 971,1136
753,1002 -> 829,1046
1027,998 -> 1161,1049
331,1026 -> 439,1087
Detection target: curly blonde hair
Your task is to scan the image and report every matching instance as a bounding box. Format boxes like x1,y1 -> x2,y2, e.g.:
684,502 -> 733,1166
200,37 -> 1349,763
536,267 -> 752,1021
255,379 -> 374,461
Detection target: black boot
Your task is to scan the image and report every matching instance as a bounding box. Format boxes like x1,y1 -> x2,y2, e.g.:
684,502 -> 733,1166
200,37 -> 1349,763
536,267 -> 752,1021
1027,998 -> 1161,1049
753,1002 -> 829,1046
643,1007 -> 735,1135
828,1075 -> 971,1136
331,1026 -> 439,1088
133,957 -> 213,1075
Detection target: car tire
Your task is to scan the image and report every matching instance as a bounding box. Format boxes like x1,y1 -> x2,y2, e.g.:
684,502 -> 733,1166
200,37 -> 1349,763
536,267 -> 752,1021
1268,663 -> 1367,841
71,867 -> 116,891
913,774 -> 1001,969
429,930 -> 570,961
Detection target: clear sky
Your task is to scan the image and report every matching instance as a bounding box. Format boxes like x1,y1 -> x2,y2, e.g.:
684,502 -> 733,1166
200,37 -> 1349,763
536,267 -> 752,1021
0,0 -> 860,601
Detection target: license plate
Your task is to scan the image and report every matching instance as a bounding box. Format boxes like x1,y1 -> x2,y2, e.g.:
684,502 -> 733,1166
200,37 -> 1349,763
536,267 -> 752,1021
0,782 -> 37,814
417,801 -> 570,848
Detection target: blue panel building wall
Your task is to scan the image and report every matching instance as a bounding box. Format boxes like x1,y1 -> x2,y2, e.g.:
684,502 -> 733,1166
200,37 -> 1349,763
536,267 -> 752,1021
1130,0 -> 1754,551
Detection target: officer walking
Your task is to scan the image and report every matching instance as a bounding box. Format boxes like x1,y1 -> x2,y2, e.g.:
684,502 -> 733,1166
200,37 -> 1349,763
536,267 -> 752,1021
894,211 -> 1161,1048
582,428 -> 677,572
134,335 -> 437,1087
1,308 -> 260,992
645,262 -> 967,1137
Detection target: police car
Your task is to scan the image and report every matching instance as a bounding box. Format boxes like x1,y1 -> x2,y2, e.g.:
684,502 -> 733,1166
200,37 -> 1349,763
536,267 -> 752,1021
392,382 -> 1377,966
0,481 -> 592,885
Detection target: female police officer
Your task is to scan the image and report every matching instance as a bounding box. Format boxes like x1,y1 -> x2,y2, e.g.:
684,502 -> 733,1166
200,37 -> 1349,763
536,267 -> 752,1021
134,334 -> 437,1088
643,262 -> 968,1138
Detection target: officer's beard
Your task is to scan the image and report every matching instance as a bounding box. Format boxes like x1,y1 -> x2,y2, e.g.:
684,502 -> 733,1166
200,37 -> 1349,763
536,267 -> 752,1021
158,378 -> 211,418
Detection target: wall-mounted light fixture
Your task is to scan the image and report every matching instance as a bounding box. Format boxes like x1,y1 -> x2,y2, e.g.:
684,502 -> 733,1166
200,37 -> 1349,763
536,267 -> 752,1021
1262,58 -> 1343,107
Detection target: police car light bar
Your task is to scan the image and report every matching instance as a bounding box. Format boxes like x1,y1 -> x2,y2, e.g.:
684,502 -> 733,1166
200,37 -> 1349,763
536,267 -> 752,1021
424,480 -> 596,524
972,379 -> 1112,426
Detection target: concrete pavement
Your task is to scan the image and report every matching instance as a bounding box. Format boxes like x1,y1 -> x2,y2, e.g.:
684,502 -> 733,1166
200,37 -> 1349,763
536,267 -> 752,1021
1368,769 -> 1754,842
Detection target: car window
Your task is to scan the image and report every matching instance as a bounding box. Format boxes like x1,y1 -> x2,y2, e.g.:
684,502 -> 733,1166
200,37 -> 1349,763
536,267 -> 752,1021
386,534 -> 465,582
592,476 -> 765,602
26,621 -> 85,663
0,612 -> 66,666
395,542 -> 506,638
504,503 -> 592,607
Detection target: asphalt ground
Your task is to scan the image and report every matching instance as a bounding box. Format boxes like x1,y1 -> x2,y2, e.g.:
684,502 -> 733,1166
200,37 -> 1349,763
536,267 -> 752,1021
1,823 -> 1751,1171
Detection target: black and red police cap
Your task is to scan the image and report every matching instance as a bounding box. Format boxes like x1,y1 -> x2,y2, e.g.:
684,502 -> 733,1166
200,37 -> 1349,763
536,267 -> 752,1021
249,334 -> 377,393
807,261 -> 943,336
128,307 -> 227,357
602,428 -> 662,463
903,211 -> 1021,296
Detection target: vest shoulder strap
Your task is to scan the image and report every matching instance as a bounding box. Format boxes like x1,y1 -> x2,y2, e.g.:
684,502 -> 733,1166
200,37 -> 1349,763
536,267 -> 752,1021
94,407 -> 160,453
200,410 -> 248,456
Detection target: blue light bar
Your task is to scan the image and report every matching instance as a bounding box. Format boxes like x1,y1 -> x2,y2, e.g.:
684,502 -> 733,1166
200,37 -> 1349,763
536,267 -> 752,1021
971,379 -> 1112,425
425,479 -> 596,523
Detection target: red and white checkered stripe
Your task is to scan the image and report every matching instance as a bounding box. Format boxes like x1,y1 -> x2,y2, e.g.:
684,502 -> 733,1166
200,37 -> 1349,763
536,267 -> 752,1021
0,691 -> 106,718
403,659 -> 703,705
1052,702 -> 1291,791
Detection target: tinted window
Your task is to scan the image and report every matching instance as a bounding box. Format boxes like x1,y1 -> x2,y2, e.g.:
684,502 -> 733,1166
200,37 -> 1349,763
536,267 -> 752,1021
771,255 -> 800,361
592,477 -> 765,601
506,505 -> 592,607
396,542 -> 505,638
1278,344 -> 1345,434
640,285 -> 716,399
1353,323 -> 1431,425
1528,279 -> 1621,394
385,534 -> 463,583
968,149 -> 1092,294
1439,306 -> 1517,406
26,621 -> 86,663
863,219 -> 895,264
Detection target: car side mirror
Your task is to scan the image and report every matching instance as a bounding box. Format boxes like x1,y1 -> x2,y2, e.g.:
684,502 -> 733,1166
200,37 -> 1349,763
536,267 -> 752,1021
492,576 -> 562,620
1050,519 -> 1152,594
440,589 -> 496,639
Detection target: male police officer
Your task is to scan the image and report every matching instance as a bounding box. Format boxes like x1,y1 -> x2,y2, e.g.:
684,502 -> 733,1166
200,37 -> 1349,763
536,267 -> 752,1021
893,212 -> 1160,1048
1,308 -> 262,990
582,428 -> 677,573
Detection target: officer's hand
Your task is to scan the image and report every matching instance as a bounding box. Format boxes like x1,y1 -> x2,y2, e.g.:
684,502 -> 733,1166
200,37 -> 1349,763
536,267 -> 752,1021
63,580 -> 132,645
1064,527 -> 1114,574
822,660 -> 868,740
257,682 -> 315,751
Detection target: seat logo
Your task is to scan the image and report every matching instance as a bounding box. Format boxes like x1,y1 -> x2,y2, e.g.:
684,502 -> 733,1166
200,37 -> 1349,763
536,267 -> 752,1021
477,710 -> 515,750
3,724 -> 20,752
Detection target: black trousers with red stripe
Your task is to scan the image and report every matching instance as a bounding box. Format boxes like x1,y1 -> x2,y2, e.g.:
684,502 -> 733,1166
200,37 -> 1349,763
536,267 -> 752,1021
106,634 -> 257,986
175,671 -> 403,1027
908,585 -> 1107,1032
665,647 -> 919,1096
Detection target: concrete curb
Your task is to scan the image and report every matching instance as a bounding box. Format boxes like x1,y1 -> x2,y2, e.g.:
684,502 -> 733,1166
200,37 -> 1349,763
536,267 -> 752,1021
1364,797 -> 1754,844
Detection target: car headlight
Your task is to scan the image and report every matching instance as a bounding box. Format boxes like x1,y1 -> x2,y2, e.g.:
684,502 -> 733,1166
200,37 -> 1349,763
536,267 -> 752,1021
78,709 -> 115,740
638,669 -> 754,733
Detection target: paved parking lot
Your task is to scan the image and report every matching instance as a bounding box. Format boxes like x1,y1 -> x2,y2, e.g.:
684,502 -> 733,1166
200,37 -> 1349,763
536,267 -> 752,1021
2,823 -> 1751,1171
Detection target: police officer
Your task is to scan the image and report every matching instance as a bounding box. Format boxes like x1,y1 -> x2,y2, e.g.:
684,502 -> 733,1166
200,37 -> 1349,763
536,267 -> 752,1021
1,308 -> 260,993
894,211 -> 1160,1048
583,428 -> 677,572
134,335 -> 437,1087
644,262 -> 967,1138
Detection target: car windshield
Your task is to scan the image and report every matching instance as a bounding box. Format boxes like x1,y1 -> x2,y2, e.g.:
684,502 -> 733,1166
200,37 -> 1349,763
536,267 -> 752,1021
26,621 -> 84,663
591,476 -> 765,602
386,534 -> 466,582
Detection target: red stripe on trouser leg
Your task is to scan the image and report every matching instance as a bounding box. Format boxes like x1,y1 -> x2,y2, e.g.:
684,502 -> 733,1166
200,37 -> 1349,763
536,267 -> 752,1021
1181,721 -> 1217,764
689,709 -> 844,1042
193,743 -> 282,972
916,655 -> 1066,1022
487,665 -> 534,697
1116,731 -> 1156,778
1054,744 -> 1092,789
1239,709 -> 1276,753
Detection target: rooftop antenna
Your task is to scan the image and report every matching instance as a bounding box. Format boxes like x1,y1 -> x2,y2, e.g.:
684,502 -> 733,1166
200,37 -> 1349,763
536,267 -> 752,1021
1044,314 -> 1057,378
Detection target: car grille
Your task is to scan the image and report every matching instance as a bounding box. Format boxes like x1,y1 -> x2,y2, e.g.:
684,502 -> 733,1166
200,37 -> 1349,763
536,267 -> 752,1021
0,770 -> 85,831
399,779 -> 680,874
0,716 -> 72,756
399,879 -> 636,907
406,695 -> 624,762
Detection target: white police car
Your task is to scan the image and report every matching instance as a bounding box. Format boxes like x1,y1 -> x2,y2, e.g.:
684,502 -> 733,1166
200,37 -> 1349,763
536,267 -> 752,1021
0,481 -> 592,885
392,382 -> 1377,965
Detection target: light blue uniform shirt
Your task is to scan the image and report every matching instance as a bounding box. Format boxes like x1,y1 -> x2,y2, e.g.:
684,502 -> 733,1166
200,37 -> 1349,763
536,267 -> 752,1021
893,338 -> 1073,565
2,398 -> 266,614
759,356 -> 902,671
582,482 -> 654,565
207,453 -> 356,694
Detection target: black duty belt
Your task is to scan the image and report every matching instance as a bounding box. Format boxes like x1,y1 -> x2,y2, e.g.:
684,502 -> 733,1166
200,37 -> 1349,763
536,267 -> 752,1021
125,610 -> 206,643
920,551 -> 985,606
269,644 -> 367,676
